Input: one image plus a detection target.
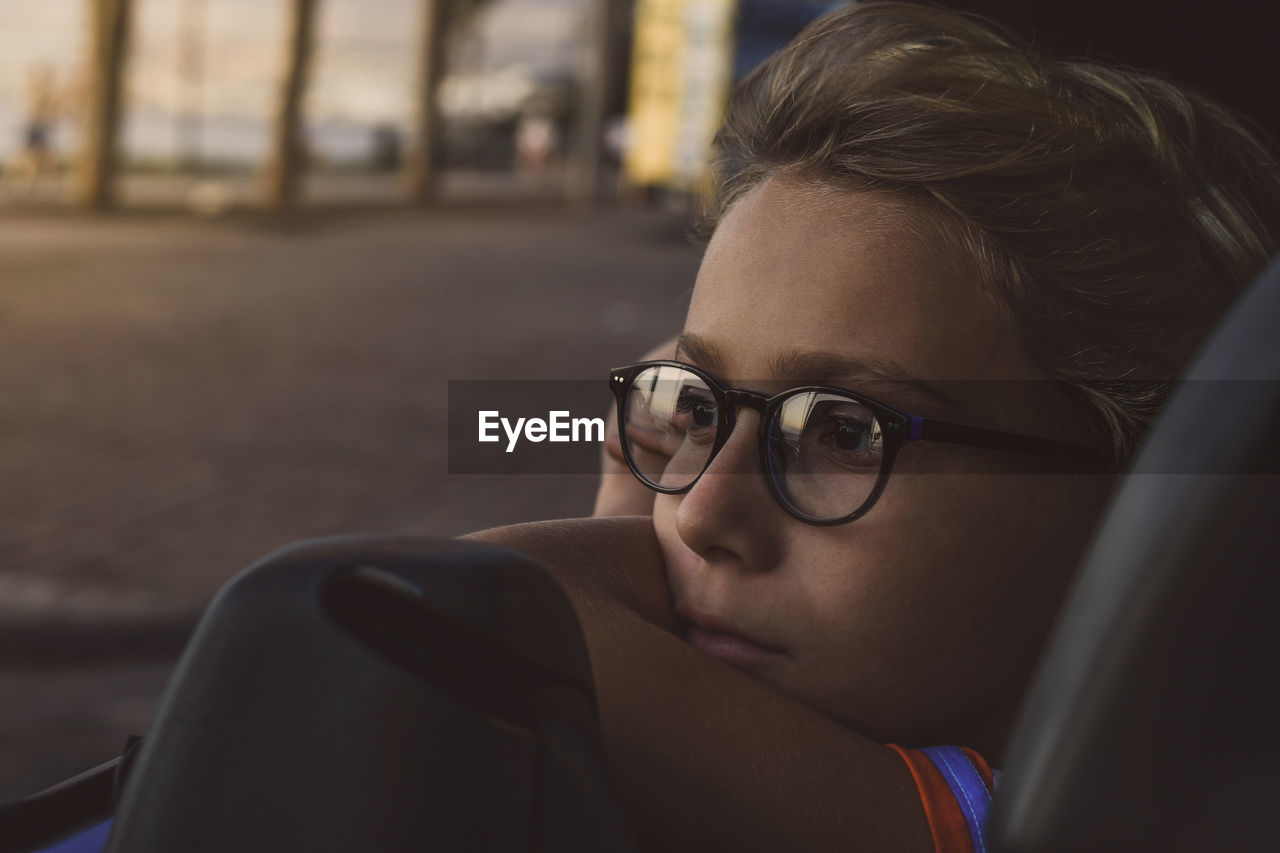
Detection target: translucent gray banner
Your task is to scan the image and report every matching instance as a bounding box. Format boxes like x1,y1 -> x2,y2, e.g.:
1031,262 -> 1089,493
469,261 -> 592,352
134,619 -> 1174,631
447,379 -> 1280,475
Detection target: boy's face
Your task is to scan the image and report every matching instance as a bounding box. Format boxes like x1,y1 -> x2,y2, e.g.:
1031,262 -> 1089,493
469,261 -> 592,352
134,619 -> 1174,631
654,177 -> 1111,758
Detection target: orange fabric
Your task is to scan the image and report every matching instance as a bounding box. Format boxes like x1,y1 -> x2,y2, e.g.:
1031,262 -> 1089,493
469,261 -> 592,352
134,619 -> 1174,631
886,744 -> 993,853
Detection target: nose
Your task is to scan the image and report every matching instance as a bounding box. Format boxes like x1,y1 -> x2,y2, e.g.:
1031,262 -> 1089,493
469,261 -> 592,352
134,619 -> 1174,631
672,407 -> 784,568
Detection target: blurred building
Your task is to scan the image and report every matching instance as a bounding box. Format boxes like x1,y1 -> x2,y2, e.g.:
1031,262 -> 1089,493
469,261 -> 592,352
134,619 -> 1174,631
0,0 -> 594,179
0,0 -> 839,205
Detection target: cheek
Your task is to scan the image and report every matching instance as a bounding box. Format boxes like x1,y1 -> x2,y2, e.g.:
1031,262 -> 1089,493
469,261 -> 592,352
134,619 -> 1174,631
797,474 -> 1096,740
880,475 -> 1086,661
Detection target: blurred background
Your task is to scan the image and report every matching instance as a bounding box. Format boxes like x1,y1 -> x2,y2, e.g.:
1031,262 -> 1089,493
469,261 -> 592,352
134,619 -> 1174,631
0,0 -> 838,801
1,0 -> 1274,805
0,0 -> 840,212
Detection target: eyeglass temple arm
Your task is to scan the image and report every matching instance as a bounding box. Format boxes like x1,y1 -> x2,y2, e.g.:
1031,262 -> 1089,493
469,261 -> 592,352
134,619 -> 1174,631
912,417 -> 1109,463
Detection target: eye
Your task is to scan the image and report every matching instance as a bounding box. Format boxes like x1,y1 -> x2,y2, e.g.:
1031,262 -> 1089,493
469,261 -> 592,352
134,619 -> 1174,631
674,386 -> 718,431
829,419 -> 873,451
805,400 -> 883,468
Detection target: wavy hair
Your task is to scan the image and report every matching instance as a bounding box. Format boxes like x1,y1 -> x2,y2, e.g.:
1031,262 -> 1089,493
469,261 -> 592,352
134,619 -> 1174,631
701,1 -> 1280,460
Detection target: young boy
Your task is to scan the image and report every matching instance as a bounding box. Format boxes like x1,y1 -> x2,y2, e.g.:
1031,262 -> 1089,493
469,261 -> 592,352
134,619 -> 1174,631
473,3 -> 1280,850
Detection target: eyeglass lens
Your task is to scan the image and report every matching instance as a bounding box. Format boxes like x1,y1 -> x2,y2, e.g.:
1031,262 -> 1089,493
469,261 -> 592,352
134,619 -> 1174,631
621,365 -> 886,520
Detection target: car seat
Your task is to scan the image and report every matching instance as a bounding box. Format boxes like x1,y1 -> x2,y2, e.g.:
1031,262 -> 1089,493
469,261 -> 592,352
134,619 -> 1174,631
3,538 -> 640,853
989,252 -> 1280,851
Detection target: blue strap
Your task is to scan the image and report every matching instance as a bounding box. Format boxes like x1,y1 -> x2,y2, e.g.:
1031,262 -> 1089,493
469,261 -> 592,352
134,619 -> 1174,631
921,746 -> 993,853
32,818 -> 112,853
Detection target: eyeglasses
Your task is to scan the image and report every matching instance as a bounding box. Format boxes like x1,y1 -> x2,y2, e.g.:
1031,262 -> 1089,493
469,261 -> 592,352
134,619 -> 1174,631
609,360 -> 1109,525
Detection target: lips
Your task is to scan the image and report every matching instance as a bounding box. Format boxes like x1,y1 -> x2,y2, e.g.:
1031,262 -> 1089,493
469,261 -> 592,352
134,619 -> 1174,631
678,606 -> 788,669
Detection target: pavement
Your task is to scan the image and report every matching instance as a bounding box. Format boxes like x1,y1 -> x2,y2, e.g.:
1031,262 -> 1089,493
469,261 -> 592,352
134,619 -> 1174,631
0,168 -> 582,214
0,193 -> 703,800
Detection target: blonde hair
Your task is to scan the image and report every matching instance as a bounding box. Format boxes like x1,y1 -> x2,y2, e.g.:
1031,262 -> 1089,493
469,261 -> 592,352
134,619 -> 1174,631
702,1 -> 1280,461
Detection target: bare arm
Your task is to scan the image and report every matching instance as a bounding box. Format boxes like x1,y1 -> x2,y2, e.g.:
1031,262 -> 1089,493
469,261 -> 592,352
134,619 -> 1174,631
464,516 -> 933,852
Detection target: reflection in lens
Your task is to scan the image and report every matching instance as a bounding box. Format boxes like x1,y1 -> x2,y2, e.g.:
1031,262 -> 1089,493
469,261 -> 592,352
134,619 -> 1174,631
771,392 -> 882,519
623,366 -> 718,489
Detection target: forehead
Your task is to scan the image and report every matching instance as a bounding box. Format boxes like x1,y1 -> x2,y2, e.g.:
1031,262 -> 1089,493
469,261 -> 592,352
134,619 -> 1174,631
685,177 -> 1045,388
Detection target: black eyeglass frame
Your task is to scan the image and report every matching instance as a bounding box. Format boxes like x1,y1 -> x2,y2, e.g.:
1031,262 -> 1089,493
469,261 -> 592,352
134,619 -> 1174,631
609,360 -> 1111,526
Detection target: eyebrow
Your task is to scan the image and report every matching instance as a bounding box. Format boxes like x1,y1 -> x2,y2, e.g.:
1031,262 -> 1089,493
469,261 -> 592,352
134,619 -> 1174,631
675,332 -> 961,412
